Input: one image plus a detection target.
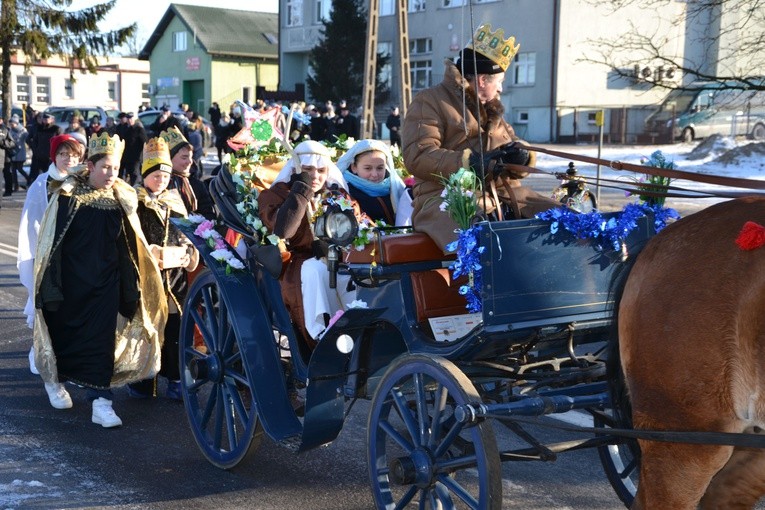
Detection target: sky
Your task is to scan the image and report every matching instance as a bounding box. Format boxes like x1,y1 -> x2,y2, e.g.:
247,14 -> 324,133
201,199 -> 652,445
71,0 -> 278,50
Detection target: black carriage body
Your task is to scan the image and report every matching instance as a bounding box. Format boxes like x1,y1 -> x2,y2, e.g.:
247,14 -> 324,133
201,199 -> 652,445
179,208 -> 653,478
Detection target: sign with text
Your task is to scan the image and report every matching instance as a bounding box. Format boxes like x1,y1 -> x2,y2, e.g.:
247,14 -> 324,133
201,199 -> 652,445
186,57 -> 200,71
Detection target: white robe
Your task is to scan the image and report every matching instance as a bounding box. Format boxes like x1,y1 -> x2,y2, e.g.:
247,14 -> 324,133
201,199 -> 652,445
17,163 -> 68,329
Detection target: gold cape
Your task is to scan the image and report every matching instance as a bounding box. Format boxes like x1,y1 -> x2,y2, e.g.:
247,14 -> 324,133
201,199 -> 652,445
32,175 -> 169,387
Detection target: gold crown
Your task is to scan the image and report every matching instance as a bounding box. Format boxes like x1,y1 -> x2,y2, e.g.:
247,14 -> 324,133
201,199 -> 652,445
159,126 -> 189,152
88,132 -> 125,161
466,24 -> 519,72
141,137 -> 173,175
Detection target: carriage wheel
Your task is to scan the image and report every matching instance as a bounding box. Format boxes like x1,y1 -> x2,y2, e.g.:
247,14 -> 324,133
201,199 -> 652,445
367,354 -> 502,510
180,269 -> 264,469
595,363 -> 639,508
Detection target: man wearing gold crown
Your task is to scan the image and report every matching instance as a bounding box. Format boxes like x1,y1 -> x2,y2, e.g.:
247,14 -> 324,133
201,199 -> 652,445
32,131 -> 167,428
402,24 -> 560,252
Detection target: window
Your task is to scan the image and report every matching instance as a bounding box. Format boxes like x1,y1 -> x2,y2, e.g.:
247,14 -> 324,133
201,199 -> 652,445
409,38 -> 432,55
513,52 -> 536,86
442,0 -> 466,7
108,81 -> 117,101
173,31 -> 187,52
378,42 -> 393,89
587,112 -> 598,125
315,0 -> 331,21
141,83 -> 150,100
286,0 -> 303,27
16,75 -> 30,103
409,0 -> 426,12
516,111 -> 529,124
64,79 -> 73,99
36,77 -> 50,104
411,60 -> 432,91
242,86 -> 252,104
380,0 -> 394,15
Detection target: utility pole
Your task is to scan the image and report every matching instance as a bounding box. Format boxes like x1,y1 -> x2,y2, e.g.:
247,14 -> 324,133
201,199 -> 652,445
361,0 -> 411,139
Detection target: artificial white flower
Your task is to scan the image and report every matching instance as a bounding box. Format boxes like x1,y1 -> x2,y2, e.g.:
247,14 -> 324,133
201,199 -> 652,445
187,213 -> 206,224
228,258 -> 245,270
348,299 -> 368,309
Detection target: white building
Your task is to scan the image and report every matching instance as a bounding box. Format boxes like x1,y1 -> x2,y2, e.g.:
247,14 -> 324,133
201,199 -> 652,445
7,51 -> 150,118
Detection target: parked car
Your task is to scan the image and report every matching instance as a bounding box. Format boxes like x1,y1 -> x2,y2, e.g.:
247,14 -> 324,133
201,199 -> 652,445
0,103 -> 25,122
44,106 -> 119,131
645,81 -> 765,142
138,109 -> 214,149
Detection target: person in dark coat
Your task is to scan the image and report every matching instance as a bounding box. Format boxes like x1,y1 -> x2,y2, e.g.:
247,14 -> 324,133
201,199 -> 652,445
333,104 -> 359,139
385,106 -> 402,148
28,112 -> 61,184
150,106 -> 182,138
116,112 -> 147,185
1,118 -> 18,197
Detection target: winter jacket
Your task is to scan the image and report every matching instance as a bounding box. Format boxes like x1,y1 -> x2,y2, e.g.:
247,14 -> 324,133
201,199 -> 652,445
402,59 -> 558,251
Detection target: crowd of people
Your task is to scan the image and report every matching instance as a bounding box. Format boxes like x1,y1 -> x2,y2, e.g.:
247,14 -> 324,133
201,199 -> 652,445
5,22 -> 556,430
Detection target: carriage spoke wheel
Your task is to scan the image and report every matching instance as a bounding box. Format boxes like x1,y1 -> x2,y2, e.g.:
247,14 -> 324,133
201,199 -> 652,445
595,362 -> 639,508
180,269 -> 263,469
367,354 -> 501,510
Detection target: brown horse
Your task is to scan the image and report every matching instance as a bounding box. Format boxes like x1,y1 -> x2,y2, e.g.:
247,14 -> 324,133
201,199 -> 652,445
618,196 -> 765,509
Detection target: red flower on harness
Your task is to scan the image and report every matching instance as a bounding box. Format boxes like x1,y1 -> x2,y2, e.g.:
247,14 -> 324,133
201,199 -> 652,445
735,221 -> 765,250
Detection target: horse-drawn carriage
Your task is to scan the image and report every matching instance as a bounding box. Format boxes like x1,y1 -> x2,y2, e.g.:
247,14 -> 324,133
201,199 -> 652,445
172,155 -> 663,509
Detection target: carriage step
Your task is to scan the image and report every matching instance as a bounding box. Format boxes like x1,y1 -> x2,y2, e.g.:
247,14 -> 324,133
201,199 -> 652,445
276,434 -> 302,453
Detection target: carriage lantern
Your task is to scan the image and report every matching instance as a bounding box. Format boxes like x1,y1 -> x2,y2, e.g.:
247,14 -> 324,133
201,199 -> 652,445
313,202 -> 359,288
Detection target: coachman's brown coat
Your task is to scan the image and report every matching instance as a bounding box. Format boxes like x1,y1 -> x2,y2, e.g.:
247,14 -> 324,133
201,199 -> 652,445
402,60 -> 559,251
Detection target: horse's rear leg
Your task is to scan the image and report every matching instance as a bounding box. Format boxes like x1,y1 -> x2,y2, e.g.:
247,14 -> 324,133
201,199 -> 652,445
700,446 -> 765,509
632,440 -> 733,510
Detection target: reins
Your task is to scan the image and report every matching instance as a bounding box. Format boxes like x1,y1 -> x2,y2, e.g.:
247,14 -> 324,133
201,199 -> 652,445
483,413 -> 765,449
497,145 -> 765,199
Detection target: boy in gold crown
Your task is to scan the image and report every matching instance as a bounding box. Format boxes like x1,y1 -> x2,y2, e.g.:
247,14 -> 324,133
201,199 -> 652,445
402,24 -> 560,252
32,131 -> 167,428
127,137 -> 198,400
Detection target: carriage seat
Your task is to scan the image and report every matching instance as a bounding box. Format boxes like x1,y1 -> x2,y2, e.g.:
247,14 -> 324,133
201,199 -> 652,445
345,232 -> 468,327
344,232 -> 456,265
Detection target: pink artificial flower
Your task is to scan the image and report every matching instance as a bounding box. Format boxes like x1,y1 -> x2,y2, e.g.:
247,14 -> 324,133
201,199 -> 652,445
404,176 -> 416,187
194,220 -> 216,237
214,238 -> 226,250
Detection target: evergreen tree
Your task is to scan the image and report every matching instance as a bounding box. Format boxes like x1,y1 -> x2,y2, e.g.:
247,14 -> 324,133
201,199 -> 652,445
0,0 -> 135,121
306,0 -> 389,107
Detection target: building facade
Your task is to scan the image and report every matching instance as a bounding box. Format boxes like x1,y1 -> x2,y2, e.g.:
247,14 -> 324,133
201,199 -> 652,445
140,4 -> 278,114
278,0 -> 765,143
5,51 -> 148,118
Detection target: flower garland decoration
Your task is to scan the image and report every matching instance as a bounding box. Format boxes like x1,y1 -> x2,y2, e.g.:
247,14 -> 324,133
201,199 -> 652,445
437,167 -> 485,313
228,142 -> 286,247
535,202 -> 680,254
186,214 -> 246,274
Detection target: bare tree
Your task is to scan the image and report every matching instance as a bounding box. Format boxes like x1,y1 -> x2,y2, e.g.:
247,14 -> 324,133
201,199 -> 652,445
581,0 -> 765,91
0,0 -> 136,120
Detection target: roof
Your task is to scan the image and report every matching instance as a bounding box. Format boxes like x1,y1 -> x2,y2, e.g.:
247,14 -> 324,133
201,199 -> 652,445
139,4 -> 278,60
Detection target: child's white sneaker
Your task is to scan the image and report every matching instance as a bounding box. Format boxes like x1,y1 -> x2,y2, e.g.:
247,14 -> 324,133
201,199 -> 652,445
91,398 -> 122,428
44,382 -> 72,409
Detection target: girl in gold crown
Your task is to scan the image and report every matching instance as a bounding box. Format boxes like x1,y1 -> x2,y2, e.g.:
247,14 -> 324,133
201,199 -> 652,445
127,137 -> 198,400
32,132 -> 166,428
160,126 -> 215,219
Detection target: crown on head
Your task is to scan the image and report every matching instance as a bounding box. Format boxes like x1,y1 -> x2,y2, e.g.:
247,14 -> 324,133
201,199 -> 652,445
466,24 -> 520,72
88,132 -> 125,161
141,137 -> 173,175
159,126 -> 189,152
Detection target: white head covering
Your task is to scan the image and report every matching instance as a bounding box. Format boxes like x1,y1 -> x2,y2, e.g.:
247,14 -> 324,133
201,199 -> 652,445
335,139 -> 406,212
272,139 -> 347,190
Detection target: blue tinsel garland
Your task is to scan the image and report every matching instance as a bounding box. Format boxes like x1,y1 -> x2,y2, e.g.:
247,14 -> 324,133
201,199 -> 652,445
447,203 -> 679,314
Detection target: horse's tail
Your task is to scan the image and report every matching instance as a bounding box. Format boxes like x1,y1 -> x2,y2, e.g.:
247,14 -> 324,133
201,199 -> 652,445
606,240 -> 649,424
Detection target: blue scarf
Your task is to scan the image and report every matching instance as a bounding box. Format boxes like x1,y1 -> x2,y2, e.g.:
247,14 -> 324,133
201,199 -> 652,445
343,169 -> 391,198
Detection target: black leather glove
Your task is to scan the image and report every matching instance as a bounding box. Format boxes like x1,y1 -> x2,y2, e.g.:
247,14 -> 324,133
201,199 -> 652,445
312,239 -> 329,259
468,149 -> 504,177
289,171 -> 313,187
499,142 -> 531,166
